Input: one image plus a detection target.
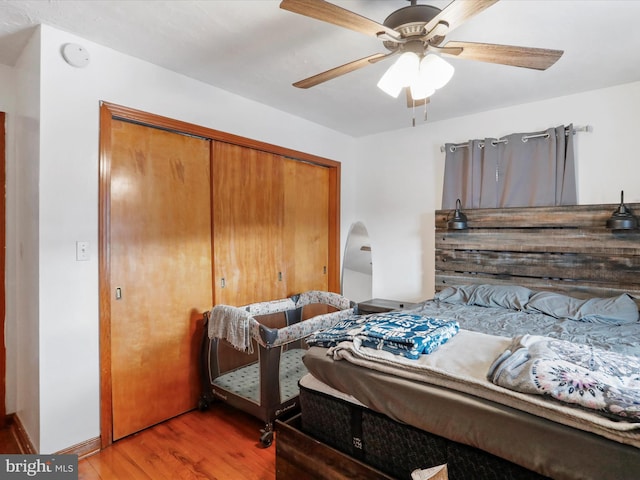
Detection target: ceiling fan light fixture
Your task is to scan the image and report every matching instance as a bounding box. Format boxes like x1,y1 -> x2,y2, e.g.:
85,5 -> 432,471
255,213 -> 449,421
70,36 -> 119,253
418,54 -> 455,90
377,51 -> 419,98
410,82 -> 435,101
379,52 -> 454,100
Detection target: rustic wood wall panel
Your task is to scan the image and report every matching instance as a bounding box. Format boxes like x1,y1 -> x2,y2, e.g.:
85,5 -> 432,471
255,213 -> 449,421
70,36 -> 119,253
435,203 -> 640,302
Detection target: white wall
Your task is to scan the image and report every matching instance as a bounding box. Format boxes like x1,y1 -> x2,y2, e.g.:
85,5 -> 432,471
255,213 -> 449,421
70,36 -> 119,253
13,25 -> 358,454
356,81 -> 640,303
342,269 -> 372,303
12,28 -> 42,450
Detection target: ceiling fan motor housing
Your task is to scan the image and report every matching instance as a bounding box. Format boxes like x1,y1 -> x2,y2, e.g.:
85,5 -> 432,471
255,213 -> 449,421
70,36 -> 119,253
382,4 -> 442,50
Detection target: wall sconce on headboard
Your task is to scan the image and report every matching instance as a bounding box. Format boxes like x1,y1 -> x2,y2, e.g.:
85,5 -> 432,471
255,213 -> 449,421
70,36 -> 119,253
448,198 -> 468,230
606,190 -> 638,230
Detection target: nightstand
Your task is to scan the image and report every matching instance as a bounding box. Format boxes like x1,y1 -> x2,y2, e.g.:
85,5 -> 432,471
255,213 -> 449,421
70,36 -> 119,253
357,298 -> 418,315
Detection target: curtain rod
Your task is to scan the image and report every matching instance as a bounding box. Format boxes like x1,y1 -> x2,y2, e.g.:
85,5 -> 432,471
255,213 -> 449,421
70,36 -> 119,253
440,125 -> 593,153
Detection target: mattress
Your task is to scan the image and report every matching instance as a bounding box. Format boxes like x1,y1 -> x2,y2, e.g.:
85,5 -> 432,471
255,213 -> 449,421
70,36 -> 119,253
299,374 -> 548,480
302,342 -> 640,480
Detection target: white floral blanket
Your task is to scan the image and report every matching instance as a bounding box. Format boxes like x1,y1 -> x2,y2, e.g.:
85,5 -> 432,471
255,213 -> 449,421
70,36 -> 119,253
488,335 -> 640,421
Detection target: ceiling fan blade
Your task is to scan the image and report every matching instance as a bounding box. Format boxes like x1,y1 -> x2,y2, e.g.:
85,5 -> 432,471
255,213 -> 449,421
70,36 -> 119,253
293,53 -> 389,89
422,0 -> 499,41
280,0 -> 401,41
406,89 -> 430,108
440,41 -> 563,70
427,44 -> 464,56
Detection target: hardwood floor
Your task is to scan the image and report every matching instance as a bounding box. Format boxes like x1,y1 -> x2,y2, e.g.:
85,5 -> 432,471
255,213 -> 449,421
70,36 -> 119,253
0,421 -> 22,454
78,403 -> 276,480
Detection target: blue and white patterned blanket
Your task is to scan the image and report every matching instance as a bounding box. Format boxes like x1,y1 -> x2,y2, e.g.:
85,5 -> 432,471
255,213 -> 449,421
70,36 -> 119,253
488,335 -> 640,421
307,312 -> 459,359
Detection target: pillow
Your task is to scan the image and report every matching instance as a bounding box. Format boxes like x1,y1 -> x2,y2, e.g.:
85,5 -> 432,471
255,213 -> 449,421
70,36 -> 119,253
435,284 -> 478,304
469,284 -> 534,311
435,284 -> 533,311
525,291 -> 639,325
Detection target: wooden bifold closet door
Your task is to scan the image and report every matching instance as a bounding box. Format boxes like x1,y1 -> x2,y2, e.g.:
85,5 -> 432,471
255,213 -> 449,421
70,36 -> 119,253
109,120 -> 213,440
212,142 -> 330,306
212,142 -> 286,306
283,157 -> 329,295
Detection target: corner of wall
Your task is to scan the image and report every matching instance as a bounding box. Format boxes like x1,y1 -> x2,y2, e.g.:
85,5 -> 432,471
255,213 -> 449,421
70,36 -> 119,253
12,23 -> 42,452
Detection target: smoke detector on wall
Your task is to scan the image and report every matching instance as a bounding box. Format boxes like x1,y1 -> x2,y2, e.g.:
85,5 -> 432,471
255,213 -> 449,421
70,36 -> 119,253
61,43 -> 90,68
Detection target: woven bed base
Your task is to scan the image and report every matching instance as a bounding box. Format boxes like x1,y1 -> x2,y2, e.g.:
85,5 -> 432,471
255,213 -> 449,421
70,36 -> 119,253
300,384 -> 548,480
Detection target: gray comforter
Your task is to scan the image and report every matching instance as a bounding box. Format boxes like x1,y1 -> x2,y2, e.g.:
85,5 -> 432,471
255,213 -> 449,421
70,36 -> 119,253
408,299 -> 640,357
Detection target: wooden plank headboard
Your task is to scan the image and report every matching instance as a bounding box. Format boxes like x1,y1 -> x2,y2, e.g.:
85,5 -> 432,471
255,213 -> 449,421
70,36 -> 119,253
435,203 -> 640,302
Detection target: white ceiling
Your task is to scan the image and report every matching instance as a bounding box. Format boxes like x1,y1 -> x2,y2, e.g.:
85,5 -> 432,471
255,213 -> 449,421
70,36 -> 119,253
3,0 -> 640,137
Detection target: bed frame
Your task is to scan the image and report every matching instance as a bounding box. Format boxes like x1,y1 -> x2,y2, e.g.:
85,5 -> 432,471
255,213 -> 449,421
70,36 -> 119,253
276,202 -> 640,479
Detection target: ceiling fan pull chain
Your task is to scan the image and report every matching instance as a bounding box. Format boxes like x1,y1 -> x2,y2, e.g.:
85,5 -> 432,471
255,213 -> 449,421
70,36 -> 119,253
412,99 -> 416,127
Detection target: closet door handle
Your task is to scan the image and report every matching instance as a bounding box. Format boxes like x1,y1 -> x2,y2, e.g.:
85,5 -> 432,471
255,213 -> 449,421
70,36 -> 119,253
115,287 -> 122,300
278,272 -> 283,281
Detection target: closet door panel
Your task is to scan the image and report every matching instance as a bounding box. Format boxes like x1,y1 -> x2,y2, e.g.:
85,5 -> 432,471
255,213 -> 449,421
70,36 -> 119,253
283,158 -> 330,295
110,120 -> 212,440
212,142 -> 286,305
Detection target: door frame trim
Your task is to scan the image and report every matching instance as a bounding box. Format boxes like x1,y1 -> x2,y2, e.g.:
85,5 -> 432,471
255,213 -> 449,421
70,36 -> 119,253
98,102 -> 341,447
1,112 -> 6,427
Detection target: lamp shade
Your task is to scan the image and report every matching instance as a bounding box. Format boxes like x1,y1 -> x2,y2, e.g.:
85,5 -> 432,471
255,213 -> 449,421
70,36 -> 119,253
447,198 -> 468,230
410,82 -> 435,101
377,52 -> 420,98
606,190 -> 638,230
379,52 -> 454,101
418,55 -> 455,90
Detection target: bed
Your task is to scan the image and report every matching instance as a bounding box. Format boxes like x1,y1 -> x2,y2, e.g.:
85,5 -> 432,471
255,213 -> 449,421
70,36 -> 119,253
276,203 -> 640,479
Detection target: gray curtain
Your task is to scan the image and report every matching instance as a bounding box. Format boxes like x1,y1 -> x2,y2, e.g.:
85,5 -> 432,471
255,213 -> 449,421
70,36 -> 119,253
442,124 -> 576,209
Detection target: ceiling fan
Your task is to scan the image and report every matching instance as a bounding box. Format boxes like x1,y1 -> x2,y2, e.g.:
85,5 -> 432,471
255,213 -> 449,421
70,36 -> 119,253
280,0 -> 564,108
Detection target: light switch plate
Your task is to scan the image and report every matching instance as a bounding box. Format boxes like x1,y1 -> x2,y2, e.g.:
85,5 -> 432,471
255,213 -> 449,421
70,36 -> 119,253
76,241 -> 89,261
